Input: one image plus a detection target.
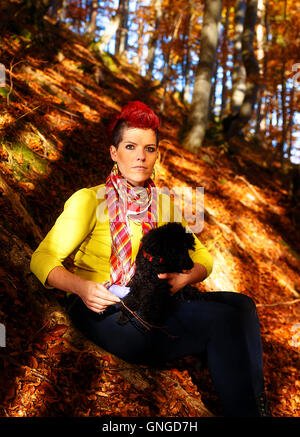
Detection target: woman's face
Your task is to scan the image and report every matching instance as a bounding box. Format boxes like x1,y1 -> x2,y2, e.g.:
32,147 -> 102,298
110,127 -> 158,186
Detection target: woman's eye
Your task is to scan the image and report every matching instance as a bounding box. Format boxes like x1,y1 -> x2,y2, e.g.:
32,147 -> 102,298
125,144 -> 134,149
146,147 -> 156,152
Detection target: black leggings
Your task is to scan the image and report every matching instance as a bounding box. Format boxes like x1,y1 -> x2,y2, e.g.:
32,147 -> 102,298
66,291 -> 266,417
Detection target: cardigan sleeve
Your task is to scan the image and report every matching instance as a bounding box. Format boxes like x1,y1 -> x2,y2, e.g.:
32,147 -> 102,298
30,188 -> 97,289
183,221 -> 214,278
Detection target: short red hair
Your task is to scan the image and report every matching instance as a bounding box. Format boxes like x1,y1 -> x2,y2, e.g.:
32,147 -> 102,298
109,101 -> 160,147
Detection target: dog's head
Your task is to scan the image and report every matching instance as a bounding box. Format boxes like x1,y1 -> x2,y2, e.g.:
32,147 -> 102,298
138,222 -> 196,273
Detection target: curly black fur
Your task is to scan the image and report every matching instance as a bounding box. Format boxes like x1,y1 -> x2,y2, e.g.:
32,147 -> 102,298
116,222 -> 204,326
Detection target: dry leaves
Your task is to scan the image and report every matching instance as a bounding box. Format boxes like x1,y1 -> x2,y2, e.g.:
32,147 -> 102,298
0,16 -> 299,418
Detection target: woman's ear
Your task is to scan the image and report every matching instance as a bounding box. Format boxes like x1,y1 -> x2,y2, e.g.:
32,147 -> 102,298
110,145 -> 117,162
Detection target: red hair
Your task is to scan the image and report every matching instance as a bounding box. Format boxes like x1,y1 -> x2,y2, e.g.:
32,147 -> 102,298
109,101 -> 160,146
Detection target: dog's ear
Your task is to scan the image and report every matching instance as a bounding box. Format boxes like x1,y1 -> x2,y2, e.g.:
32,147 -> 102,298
168,223 -> 196,251
140,222 -> 196,257
185,231 -> 196,251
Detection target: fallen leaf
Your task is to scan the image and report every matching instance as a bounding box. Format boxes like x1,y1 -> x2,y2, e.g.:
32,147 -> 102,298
47,324 -> 68,337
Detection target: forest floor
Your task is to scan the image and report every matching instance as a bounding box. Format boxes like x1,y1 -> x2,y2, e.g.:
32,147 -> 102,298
0,16 -> 299,418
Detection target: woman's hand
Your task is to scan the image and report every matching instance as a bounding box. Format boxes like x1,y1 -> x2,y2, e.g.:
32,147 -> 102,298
77,281 -> 121,313
158,263 -> 207,295
46,267 -> 120,313
157,272 -> 191,295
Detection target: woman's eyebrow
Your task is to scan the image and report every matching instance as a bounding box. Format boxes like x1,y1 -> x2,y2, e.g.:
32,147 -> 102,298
125,141 -> 157,147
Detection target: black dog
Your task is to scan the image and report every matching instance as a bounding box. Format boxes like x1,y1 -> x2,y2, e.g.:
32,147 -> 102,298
116,222 -> 203,326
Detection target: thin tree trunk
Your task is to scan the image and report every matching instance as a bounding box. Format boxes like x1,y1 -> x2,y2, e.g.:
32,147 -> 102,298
98,11 -> 122,53
220,4 -> 230,118
254,0 -> 264,137
160,10 -> 185,113
60,0 -> 67,20
279,0 -> 288,165
87,0 -> 98,41
183,0 -> 223,153
78,0 -> 83,33
231,0 -> 246,115
135,9 -> 145,70
49,0 -> 62,19
224,0 -> 260,140
182,0 -> 195,103
286,85 -> 295,161
115,0 -> 129,56
266,91 -> 272,139
255,0 -> 269,137
21,0 -> 52,27
208,51 -> 218,120
146,0 -> 163,79
275,89 -> 279,130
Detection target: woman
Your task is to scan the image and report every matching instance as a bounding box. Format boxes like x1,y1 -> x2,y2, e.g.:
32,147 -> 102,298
30,101 -> 269,417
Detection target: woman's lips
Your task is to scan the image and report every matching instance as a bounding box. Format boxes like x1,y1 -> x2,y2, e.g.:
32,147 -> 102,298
133,166 -> 147,170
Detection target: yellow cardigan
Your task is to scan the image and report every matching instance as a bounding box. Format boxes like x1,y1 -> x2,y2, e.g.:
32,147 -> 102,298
30,184 -> 213,289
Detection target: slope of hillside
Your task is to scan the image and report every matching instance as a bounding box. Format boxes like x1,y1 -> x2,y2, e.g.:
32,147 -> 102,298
0,16 -> 299,417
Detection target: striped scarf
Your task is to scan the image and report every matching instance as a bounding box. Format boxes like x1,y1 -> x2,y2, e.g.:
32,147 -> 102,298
104,164 -> 158,287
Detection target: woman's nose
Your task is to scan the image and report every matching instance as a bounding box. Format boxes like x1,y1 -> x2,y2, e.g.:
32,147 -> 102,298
136,147 -> 146,160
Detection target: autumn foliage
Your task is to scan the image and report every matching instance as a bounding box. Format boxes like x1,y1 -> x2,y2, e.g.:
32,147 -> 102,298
0,0 -> 299,418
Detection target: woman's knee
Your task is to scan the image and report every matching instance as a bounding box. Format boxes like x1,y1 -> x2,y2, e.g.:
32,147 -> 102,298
214,291 -> 257,314
233,293 -> 257,312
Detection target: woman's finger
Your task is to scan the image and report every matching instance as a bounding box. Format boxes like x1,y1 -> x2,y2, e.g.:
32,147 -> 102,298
89,305 -> 106,313
94,285 -> 121,303
85,299 -> 107,312
89,293 -> 119,305
87,301 -> 105,310
89,295 -> 119,308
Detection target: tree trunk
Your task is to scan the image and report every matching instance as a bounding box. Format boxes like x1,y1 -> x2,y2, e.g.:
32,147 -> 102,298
115,0 -> 129,56
254,0 -> 264,137
134,9 -> 145,71
49,0 -> 62,19
97,11 -> 122,53
183,0 -> 223,154
22,0 -> 52,28
182,0 -> 195,103
77,0 -> 83,33
87,0 -> 98,41
267,90 -> 273,139
146,0 -> 163,79
224,0 -> 260,141
220,4 -> 230,118
49,0 -> 67,21
278,0 -> 288,165
60,0 -> 67,21
255,0 -> 269,138
159,10 -> 185,114
231,0 -> 246,116
286,85 -> 295,161
208,50 -> 219,120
